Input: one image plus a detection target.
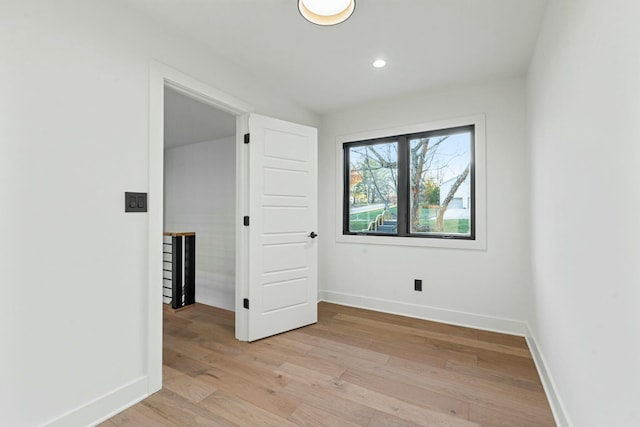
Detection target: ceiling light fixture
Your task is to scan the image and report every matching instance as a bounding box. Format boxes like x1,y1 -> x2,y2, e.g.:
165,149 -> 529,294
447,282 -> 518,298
373,59 -> 387,68
298,0 -> 356,26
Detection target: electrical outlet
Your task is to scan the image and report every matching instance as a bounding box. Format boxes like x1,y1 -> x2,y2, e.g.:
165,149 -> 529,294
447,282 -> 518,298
414,279 -> 422,292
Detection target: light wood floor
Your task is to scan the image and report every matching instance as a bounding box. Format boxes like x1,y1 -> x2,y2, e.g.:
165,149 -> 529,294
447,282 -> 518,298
101,302 -> 555,427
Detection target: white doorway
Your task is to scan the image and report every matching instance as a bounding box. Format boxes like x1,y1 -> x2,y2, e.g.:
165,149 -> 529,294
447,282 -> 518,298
148,62 -> 253,393
147,62 -> 318,395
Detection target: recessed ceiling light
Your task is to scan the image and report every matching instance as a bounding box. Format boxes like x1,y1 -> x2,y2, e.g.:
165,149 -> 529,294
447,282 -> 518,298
373,59 -> 387,68
298,0 -> 356,26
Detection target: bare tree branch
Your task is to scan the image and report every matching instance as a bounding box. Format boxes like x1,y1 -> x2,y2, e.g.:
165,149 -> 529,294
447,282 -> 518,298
435,164 -> 470,232
364,146 -> 390,205
366,145 -> 398,169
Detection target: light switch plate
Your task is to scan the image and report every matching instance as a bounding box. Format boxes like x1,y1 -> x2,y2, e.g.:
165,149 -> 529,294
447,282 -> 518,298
125,192 -> 147,212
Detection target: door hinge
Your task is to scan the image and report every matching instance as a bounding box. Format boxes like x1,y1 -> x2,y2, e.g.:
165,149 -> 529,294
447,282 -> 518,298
243,216 -> 250,226
244,133 -> 250,144
243,298 -> 249,309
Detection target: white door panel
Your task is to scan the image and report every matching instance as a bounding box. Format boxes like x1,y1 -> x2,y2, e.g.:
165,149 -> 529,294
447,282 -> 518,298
263,207 -> 309,233
262,278 -> 309,312
247,114 -> 317,341
263,244 -> 307,273
263,168 -> 309,196
263,131 -> 310,161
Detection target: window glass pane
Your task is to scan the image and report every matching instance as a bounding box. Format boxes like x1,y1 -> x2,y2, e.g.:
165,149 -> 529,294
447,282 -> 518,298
348,142 -> 398,233
409,131 -> 472,236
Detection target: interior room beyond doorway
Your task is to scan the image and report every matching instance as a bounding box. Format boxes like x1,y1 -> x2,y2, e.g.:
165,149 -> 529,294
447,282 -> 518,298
163,86 -> 237,312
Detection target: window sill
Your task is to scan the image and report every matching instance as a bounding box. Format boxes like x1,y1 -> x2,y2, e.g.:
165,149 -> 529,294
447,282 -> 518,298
336,233 -> 486,250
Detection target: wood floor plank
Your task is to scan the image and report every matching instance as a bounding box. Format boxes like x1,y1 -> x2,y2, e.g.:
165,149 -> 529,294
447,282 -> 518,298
475,328 -> 529,349
104,302 -> 555,427
268,346 -> 347,378
162,364 -> 184,381
199,390 -> 298,427
101,401 -> 180,427
276,362 -> 481,427
141,389 -> 236,427
340,367 -> 470,419
477,351 -> 542,382
162,309 -> 192,329
288,403 -> 363,427
214,335 -> 315,372
162,347 -> 213,377
320,302 -> 479,340
287,329 -> 391,365
333,312 -> 532,359
367,411 -> 429,427
314,313 -> 428,346
281,376 -> 376,426
469,403 -> 554,427
163,373 -> 217,403
195,336 -> 245,358
445,359 -> 544,393
305,345 -> 388,372
387,355 -> 545,402
194,357 -> 302,419
163,333 -> 215,361
382,356 -> 554,425
304,318 -> 478,367
260,333 -> 315,354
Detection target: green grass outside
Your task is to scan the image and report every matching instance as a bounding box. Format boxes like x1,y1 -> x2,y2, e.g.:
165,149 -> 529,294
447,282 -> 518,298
419,208 -> 470,234
430,218 -> 470,234
349,206 -> 397,231
349,206 -> 469,234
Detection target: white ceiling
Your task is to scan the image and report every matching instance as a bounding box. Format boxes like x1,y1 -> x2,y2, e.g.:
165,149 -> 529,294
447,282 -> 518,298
164,87 -> 236,149
148,0 -> 547,122
142,0 -> 548,116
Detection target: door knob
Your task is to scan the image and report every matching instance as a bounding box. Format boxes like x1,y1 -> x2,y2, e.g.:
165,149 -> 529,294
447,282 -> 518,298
309,231 -> 318,239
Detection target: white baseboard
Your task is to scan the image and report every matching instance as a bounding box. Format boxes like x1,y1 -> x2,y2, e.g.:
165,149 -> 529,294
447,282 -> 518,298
43,376 -> 149,427
319,290 -> 571,427
524,326 -> 573,427
319,290 -> 527,336
197,295 -> 235,312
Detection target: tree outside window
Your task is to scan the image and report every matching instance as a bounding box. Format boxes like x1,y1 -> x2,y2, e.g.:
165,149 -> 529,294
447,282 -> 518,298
344,125 -> 474,239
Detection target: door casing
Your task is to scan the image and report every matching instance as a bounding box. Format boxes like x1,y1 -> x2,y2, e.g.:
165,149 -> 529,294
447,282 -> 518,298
148,61 -> 253,394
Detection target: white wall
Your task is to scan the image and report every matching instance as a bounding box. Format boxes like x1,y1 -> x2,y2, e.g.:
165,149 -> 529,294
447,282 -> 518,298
527,1 -> 640,426
318,77 -> 532,332
164,137 -> 236,311
0,1 -> 317,426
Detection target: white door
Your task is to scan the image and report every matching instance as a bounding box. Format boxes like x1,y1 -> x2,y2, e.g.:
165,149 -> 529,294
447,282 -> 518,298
246,114 -> 318,341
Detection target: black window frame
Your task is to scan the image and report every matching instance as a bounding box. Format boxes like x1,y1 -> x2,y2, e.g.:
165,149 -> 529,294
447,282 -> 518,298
343,124 -> 475,240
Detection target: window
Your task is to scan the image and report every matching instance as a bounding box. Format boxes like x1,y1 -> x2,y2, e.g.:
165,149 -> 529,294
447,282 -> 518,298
343,125 -> 475,240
